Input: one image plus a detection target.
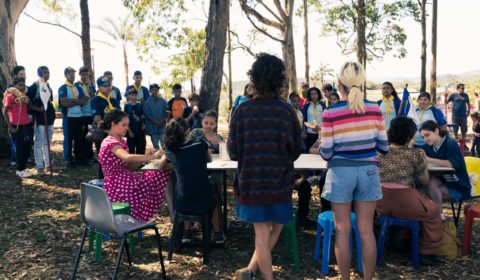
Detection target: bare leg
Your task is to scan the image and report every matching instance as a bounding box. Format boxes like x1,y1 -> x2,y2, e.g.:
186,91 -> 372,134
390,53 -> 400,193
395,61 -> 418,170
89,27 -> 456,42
354,201 -> 377,280
165,178 -> 174,222
246,222 -> 283,279
331,202 -> 352,280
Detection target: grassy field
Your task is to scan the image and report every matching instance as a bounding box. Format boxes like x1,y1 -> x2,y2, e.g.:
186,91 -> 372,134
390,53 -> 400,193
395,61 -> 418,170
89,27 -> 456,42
0,129 -> 479,279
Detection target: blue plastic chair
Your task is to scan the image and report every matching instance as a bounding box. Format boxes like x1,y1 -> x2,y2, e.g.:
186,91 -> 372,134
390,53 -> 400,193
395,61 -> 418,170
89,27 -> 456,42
376,215 -> 420,271
313,211 -> 363,274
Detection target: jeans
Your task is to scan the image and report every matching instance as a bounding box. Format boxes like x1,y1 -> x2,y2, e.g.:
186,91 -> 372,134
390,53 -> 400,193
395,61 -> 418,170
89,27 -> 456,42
127,130 -> 146,154
34,125 -> 54,169
150,132 -> 164,150
12,125 -> 32,171
67,117 -> 86,162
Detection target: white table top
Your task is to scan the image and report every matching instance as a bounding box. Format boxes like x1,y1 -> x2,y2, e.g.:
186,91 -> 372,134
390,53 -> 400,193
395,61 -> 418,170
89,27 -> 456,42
142,153 -> 454,173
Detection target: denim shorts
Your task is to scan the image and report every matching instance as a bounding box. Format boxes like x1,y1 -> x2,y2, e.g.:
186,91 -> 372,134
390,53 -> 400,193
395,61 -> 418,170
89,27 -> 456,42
321,165 -> 382,203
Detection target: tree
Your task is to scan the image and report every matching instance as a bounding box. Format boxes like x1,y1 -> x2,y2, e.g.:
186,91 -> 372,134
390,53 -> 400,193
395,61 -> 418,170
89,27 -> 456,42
80,0 -> 93,77
311,62 -> 334,86
167,28 -> 206,94
96,16 -> 137,86
430,0 -> 438,103
240,0 -> 298,92
303,0 -> 309,85
198,0 -> 229,112
419,0 -> 427,92
322,0 -> 420,83
0,0 -> 29,158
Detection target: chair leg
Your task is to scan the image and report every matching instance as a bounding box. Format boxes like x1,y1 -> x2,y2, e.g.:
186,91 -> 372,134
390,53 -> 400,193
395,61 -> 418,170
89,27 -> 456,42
153,227 -> 168,280
313,224 -> 322,261
462,210 -> 474,256
376,217 -> 388,265
168,214 -> 180,261
88,230 -> 95,253
321,222 -> 332,274
124,236 -> 133,266
71,225 -> 89,280
411,226 -> 420,271
201,215 -> 211,265
451,200 -> 463,227
112,236 -> 127,280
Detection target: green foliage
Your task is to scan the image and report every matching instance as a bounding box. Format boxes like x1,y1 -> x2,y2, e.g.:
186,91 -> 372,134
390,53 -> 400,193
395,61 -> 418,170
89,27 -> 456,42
123,0 -> 188,62
295,0 -> 323,17
167,28 -> 206,84
40,0 -> 78,21
322,0 -> 419,61
96,16 -> 137,47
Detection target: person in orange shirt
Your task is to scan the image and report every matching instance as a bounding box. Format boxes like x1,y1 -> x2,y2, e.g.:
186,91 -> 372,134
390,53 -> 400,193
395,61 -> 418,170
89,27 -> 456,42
166,84 -> 188,120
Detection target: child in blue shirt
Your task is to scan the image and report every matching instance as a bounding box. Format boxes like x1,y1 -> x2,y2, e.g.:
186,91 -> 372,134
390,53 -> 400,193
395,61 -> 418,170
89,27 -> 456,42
164,117 -> 224,244
420,120 -> 471,219
124,89 -> 146,154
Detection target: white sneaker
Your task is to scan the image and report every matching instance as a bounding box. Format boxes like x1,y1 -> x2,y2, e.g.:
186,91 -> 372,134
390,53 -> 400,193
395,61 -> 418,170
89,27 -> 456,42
16,170 -> 32,178
10,161 -> 16,166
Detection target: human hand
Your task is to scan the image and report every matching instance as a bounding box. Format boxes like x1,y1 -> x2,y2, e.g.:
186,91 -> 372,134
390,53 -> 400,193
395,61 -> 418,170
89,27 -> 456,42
304,122 -> 321,132
8,126 -> 17,134
193,106 -> 199,113
128,131 -> 134,138
154,149 -> 165,159
309,139 -> 321,154
211,135 -> 221,145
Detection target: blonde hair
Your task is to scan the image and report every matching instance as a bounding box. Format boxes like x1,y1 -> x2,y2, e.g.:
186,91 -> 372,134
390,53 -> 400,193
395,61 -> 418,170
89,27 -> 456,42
337,62 -> 366,114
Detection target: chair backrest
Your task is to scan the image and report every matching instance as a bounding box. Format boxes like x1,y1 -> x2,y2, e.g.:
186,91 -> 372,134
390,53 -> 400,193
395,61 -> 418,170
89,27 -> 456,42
465,156 -> 480,196
80,183 -> 117,234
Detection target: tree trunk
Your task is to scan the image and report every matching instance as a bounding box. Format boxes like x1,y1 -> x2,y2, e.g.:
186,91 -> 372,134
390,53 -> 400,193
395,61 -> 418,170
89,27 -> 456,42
282,0 -> 298,92
430,0 -> 437,104
303,0 -> 309,85
80,0 -> 93,80
199,0 -> 229,112
420,0 -> 427,92
355,0 -> 367,97
190,78 -> 196,94
0,0 -> 29,158
123,44 -> 129,87
227,16 -> 233,109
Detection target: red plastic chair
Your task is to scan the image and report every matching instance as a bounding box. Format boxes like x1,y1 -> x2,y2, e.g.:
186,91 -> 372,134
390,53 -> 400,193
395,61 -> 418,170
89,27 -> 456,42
462,204 -> 480,256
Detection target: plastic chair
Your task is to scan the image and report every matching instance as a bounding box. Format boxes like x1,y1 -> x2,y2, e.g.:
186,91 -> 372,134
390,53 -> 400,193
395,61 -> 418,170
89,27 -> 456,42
313,211 -> 363,274
465,157 -> 480,197
462,204 -> 480,256
87,202 -> 135,262
282,217 -> 300,271
376,215 -> 420,271
71,183 -> 167,280
167,212 -> 212,265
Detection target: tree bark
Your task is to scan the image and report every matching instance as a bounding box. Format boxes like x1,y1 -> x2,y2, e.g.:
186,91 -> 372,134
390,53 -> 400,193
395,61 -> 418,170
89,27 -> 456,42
123,43 -> 129,87
0,0 -> 29,158
303,0 -> 309,85
80,0 -> 93,80
420,0 -> 427,92
282,0 -> 298,92
430,0 -> 437,104
227,15 -> 233,109
355,0 -> 367,97
199,0 -> 229,112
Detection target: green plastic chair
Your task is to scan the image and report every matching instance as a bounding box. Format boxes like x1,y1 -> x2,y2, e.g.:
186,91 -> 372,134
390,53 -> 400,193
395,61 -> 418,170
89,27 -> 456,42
282,217 -> 300,271
87,202 -> 135,261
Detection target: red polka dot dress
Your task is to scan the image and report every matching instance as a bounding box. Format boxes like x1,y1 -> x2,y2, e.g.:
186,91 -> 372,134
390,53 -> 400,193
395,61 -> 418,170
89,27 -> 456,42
99,136 -> 171,222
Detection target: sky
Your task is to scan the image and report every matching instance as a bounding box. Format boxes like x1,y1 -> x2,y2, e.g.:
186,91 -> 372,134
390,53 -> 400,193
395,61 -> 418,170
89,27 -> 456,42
14,0 -> 480,93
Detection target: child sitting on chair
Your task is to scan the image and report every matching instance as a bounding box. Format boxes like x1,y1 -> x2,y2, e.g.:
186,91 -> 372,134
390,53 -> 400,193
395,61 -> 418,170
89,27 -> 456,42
164,117 -> 224,245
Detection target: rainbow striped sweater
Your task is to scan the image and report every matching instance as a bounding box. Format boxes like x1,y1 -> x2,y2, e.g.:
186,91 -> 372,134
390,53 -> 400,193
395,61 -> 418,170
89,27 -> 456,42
320,100 -> 389,167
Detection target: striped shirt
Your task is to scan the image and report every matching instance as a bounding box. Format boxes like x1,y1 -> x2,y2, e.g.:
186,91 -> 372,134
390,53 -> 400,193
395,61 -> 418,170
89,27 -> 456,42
320,100 -> 389,167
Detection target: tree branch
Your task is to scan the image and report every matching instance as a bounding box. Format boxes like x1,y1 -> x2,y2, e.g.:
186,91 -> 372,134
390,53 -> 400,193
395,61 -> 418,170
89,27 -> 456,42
259,0 -> 284,24
366,47 -> 383,59
273,0 -> 288,21
240,0 -> 284,31
244,13 -> 284,43
229,30 -> 256,57
23,12 -> 81,38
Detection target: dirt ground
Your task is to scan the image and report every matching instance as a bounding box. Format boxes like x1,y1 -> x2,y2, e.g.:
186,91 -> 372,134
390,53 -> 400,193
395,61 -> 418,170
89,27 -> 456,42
0,129 -> 479,279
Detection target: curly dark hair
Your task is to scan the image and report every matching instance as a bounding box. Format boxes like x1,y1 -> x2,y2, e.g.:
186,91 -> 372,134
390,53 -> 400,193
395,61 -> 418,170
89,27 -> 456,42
306,87 -> 322,102
164,117 -> 189,152
388,116 -> 417,146
100,110 -> 128,131
247,53 -> 286,99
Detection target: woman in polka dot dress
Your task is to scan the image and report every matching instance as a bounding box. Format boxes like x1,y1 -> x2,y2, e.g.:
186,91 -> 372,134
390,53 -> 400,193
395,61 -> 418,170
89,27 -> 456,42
98,110 -> 171,222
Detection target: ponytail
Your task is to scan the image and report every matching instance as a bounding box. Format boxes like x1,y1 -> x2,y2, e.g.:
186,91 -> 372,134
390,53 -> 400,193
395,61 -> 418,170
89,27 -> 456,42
337,62 -> 366,114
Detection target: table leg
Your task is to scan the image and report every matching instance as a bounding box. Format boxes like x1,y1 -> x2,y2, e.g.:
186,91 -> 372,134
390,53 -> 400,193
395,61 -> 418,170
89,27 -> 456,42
223,170 -> 228,236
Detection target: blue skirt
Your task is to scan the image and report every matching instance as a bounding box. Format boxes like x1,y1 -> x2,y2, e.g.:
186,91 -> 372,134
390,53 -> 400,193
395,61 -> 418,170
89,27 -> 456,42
236,200 -> 293,224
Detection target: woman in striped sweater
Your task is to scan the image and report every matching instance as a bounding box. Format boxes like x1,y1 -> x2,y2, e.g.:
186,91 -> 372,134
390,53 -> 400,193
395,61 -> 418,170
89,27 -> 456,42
319,62 -> 389,280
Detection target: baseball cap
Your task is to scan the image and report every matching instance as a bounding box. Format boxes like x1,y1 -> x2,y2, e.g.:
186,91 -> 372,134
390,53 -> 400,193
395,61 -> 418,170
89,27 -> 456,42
96,75 -> 112,87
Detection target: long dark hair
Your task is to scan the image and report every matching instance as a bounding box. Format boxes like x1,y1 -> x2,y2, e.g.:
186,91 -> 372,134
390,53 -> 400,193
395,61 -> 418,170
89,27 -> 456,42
100,110 -> 128,131
307,87 -> 322,102
164,117 -> 189,152
247,53 -> 286,99
382,82 -> 398,99
419,120 -> 448,137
